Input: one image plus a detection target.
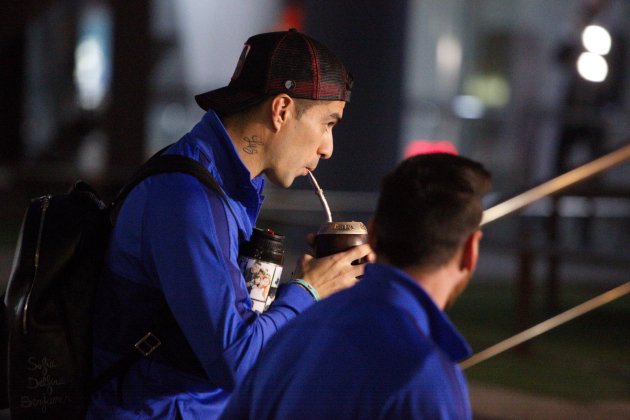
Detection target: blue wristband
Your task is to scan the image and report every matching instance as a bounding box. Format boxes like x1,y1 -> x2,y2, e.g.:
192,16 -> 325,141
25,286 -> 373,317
288,279 -> 320,302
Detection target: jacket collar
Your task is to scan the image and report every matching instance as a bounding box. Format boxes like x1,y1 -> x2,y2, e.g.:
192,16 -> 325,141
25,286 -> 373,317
362,263 -> 472,362
184,110 -> 265,225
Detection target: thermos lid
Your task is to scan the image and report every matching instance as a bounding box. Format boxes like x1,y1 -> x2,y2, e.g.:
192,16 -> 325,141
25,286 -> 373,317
317,221 -> 367,235
252,227 -> 284,242
241,228 -> 285,264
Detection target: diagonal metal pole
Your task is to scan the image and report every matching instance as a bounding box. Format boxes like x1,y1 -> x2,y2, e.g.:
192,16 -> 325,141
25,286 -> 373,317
460,281 -> 630,369
460,142 -> 630,368
481,143 -> 630,226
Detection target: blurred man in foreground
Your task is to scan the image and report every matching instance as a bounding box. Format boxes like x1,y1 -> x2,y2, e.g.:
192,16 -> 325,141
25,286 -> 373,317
221,153 -> 492,419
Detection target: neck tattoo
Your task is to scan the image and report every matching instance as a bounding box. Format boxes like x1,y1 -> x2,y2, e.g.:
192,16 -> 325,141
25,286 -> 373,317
242,135 -> 264,154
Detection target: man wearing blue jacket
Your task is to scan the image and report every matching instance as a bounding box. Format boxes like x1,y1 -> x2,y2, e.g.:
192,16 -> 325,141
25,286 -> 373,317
87,29 -> 370,418
221,153 -> 492,419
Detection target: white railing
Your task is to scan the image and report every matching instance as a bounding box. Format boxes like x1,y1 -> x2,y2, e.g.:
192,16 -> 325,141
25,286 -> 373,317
463,142 -> 630,369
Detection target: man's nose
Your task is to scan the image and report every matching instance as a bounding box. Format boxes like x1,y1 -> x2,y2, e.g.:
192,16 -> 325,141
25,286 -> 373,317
318,137 -> 333,160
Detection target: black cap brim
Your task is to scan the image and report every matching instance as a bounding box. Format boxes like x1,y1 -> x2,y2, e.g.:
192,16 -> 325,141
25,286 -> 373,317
194,86 -> 269,114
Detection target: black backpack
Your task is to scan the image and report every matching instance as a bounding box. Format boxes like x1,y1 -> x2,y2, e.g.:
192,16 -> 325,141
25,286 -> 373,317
1,153 -> 229,419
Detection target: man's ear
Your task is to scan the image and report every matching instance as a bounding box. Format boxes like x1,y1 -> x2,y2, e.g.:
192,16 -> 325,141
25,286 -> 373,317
460,230 -> 482,273
270,94 -> 293,132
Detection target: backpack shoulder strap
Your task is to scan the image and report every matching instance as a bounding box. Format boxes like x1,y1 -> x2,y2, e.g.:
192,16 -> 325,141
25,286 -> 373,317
92,152 -> 236,393
110,153 -> 236,224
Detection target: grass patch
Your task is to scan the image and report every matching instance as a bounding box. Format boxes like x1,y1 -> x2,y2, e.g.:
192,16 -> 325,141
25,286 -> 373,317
448,280 -> 630,402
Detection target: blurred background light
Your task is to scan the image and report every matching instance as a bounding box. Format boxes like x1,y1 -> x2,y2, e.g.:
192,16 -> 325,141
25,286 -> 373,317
404,140 -> 458,158
436,33 -> 463,97
464,74 -> 510,108
577,51 -> 608,82
75,38 -> 106,109
452,95 -> 485,119
74,3 -> 112,110
437,34 -> 462,72
581,24 -> 611,55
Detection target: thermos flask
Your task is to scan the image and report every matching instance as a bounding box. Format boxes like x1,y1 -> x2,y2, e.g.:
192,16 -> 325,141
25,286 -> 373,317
238,228 -> 285,313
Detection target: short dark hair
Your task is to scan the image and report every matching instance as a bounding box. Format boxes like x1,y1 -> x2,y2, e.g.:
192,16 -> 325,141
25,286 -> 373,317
218,96 -> 322,123
374,153 -> 491,269
292,98 -> 318,119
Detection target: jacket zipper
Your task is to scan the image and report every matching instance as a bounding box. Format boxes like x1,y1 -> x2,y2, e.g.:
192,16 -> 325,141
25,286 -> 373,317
22,195 -> 50,335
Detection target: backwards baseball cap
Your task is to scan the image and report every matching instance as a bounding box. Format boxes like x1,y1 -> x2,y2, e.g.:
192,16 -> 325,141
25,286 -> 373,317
194,28 -> 353,113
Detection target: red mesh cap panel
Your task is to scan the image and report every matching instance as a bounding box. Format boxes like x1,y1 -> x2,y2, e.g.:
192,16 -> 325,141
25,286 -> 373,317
267,31 -> 351,101
267,33 -> 316,97
310,37 -> 351,101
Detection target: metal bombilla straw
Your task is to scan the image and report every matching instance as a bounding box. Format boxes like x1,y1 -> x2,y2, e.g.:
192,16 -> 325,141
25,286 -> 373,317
307,170 -> 332,222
